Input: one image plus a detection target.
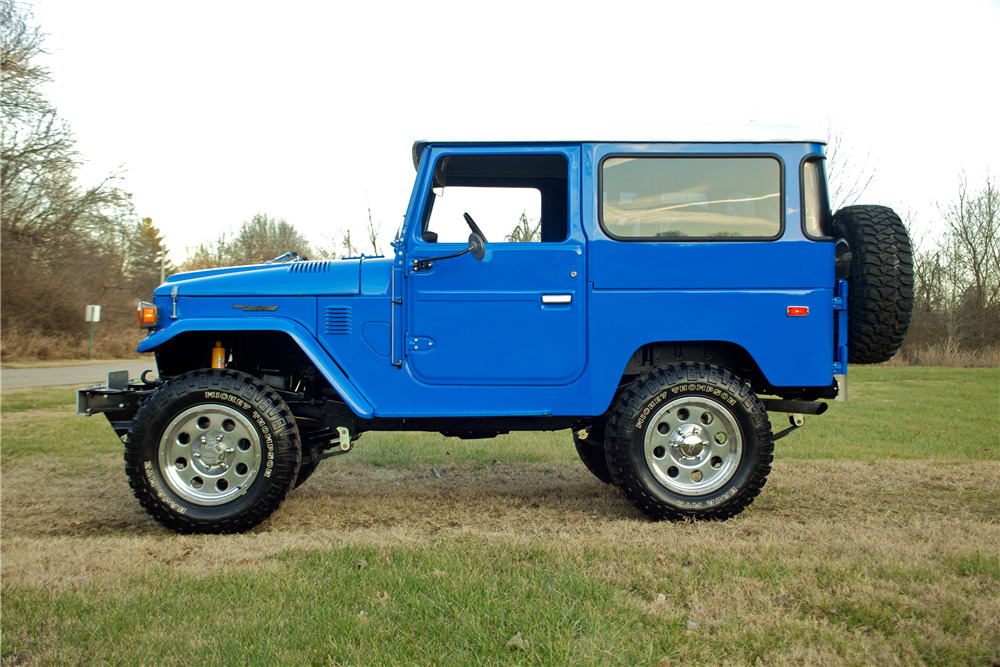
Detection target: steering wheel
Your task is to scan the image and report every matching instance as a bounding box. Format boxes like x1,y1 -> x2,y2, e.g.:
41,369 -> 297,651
463,212 -> 488,243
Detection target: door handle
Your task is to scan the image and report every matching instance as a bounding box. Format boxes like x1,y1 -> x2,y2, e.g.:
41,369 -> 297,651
542,294 -> 572,305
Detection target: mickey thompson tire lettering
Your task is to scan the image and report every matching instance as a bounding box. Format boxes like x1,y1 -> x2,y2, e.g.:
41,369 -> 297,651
604,362 -> 774,521
124,369 -> 300,534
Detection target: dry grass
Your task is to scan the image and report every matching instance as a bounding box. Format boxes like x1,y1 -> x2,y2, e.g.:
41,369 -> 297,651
0,358 -> 146,370
0,326 -> 144,363
887,343 -> 1000,368
2,455 -> 999,591
3,456 -> 1000,664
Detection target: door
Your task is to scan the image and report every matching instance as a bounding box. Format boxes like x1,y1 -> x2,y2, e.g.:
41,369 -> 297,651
403,146 -> 586,386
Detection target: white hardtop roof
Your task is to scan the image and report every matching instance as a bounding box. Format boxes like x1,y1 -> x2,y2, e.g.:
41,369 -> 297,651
412,123 -> 826,169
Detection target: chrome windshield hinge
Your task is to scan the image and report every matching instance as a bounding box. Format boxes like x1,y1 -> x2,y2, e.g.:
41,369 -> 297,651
170,285 -> 179,319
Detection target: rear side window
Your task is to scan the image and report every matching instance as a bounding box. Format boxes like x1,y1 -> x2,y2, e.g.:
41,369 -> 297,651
600,156 -> 782,240
801,157 -> 832,238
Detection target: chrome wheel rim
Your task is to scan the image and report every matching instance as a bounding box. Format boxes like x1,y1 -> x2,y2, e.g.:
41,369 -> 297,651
643,396 -> 743,495
158,404 -> 262,506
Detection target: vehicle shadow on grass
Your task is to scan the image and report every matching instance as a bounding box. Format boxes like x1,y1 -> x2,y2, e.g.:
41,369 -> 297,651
274,463 -> 643,534
0,456 -> 641,541
5,456 -> 1000,543
0,458 -> 645,588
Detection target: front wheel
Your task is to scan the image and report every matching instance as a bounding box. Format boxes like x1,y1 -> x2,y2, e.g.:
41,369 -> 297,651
605,363 -> 773,521
124,369 -> 301,533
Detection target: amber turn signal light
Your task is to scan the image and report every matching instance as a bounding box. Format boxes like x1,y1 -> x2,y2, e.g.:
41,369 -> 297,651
137,302 -> 158,328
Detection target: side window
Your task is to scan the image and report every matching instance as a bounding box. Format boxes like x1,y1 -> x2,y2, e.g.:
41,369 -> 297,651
600,156 -> 782,240
426,187 -> 542,243
422,153 -> 568,244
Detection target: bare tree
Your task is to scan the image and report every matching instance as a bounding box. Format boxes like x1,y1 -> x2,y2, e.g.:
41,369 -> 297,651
305,233 -> 338,260
909,217 -> 941,314
180,214 -> 313,270
825,124 -> 877,210
229,213 -> 312,264
0,0 -> 50,122
366,206 -> 382,255
905,173 -> 1000,354
183,232 -> 231,272
939,173 -> 1000,310
0,4 -> 127,249
1,0 -> 143,357
341,229 -> 356,257
1,0 -> 129,243
505,211 -> 541,242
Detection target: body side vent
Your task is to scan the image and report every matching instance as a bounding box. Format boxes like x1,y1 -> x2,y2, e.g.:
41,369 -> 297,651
324,307 -> 352,335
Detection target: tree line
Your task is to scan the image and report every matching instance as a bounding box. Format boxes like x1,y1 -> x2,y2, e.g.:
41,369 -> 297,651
1,0 -> 168,358
903,174 -> 999,364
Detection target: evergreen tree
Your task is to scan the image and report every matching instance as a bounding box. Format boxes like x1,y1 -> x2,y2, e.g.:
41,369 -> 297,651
128,218 -> 174,293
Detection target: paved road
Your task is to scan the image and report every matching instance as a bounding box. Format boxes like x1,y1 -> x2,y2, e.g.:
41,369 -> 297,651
1,361 -> 159,390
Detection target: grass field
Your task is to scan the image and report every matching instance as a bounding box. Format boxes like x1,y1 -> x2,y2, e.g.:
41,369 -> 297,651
2,366 -> 998,665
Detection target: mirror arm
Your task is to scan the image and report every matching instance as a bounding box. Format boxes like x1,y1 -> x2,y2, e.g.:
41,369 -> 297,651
412,248 -> 469,272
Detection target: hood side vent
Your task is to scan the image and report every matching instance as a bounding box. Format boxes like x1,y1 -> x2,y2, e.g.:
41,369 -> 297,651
290,261 -> 334,274
324,307 -> 352,335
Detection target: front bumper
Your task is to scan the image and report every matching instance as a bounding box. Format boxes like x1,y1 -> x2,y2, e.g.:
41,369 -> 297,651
77,371 -> 159,440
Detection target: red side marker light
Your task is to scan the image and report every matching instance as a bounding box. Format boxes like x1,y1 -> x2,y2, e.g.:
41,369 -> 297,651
787,306 -> 809,317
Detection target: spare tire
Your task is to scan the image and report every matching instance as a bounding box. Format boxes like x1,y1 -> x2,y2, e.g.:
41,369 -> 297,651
832,205 -> 914,364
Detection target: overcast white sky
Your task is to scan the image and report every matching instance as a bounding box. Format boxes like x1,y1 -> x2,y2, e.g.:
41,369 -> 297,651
29,0 -> 1000,262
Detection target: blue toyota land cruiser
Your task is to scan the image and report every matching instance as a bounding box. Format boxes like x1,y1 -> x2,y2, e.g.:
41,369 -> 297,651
79,129 -> 913,533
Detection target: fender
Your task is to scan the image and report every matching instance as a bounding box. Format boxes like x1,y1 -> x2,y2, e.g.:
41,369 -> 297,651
137,317 -> 375,418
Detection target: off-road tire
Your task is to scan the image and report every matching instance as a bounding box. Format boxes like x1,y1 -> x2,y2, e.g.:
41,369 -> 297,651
573,422 -> 612,484
605,363 -> 773,521
832,205 -> 913,364
124,369 -> 301,534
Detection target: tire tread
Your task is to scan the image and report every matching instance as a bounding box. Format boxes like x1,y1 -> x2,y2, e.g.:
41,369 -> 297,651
833,205 -> 914,364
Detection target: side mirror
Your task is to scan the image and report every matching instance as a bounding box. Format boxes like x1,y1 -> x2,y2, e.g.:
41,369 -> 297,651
468,233 -> 486,261
412,233 -> 488,272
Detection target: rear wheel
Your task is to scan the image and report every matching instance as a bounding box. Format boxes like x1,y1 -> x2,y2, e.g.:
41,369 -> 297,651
832,205 -> 913,363
605,363 -> 773,521
125,369 -> 300,533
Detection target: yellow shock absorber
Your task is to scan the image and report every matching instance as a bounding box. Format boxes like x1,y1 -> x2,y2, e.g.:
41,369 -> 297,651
212,340 -> 226,369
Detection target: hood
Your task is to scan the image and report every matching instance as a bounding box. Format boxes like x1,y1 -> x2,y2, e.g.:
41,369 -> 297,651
153,257 -> 391,297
